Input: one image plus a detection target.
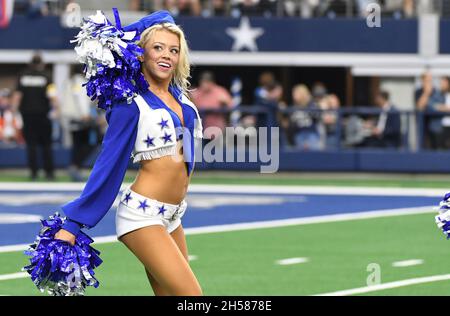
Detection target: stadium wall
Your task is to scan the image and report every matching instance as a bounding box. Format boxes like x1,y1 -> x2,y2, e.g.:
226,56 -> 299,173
1,147 -> 450,173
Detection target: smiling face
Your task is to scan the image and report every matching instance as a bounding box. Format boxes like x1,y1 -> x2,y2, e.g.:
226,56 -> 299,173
141,29 -> 181,86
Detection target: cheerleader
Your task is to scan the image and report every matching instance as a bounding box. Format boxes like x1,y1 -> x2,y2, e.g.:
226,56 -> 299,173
51,10 -> 203,295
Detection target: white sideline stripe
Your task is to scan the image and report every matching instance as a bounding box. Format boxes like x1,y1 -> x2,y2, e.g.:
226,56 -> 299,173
0,205 -> 434,254
0,182 -> 446,197
188,255 -> 198,261
392,259 -> 424,267
276,257 -> 309,265
314,274 -> 450,296
0,272 -> 28,281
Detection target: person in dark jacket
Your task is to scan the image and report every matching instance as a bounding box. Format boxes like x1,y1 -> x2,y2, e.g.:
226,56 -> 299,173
361,91 -> 401,148
12,53 -> 58,180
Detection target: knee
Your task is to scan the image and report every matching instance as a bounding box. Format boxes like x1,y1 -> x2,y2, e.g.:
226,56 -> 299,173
172,282 -> 203,296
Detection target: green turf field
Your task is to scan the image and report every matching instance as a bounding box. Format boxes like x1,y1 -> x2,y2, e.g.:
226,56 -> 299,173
1,169 -> 450,188
2,212 -> 449,296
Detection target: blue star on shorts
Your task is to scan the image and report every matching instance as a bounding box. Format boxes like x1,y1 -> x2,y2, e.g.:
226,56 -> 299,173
138,199 -> 149,212
158,204 -> 167,215
123,192 -> 132,204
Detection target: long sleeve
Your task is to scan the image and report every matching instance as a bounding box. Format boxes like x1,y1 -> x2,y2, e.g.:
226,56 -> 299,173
61,101 -> 139,235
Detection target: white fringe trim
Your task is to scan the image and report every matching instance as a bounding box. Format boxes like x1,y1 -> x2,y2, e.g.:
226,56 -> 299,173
132,146 -> 178,163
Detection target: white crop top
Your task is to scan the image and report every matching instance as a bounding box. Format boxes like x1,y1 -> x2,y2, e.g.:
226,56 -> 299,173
131,93 -> 203,164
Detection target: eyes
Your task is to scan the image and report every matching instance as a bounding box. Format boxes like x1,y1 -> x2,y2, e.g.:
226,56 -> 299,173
153,44 -> 179,55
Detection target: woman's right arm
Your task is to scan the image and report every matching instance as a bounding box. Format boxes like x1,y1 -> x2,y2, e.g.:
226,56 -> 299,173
56,100 -> 139,243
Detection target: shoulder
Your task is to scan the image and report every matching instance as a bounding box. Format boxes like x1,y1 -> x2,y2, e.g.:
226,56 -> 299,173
106,98 -> 140,122
216,85 -> 231,95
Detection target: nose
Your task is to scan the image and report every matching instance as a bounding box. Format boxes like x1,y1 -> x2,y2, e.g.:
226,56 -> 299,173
162,48 -> 170,59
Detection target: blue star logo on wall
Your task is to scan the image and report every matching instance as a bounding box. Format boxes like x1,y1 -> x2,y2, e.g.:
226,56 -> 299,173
158,205 -> 167,215
158,117 -> 170,130
123,192 -> 132,204
226,17 -> 264,52
138,199 -> 149,212
143,135 -> 155,148
161,132 -> 172,144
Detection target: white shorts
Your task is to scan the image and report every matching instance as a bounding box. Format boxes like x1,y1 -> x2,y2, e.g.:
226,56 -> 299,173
115,185 -> 187,239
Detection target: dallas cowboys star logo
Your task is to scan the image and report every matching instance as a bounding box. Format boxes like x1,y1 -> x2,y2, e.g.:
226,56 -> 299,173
138,199 -> 149,212
143,134 -> 155,148
158,117 -> 170,130
158,204 -> 167,215
123,192 -> 132,204
226,16 -> 264,52
161,132 -> 172,144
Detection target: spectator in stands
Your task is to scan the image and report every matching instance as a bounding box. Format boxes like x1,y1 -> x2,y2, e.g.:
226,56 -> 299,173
190,71 -> 233,142
288,84 -> 321,150
360,91 -> 401,148
310,0 -> 349,18
319,93 -> 341,149
428,77 -> 450,149
202,0 -> 229,17
283,0 -> 319,18
254,71 -> 284,128
0,88 -> 24,145
163,0 -> 202,16
231,0 -> 265,17
12,53 -> 58,181
26,0 -> 49,18
415,71 -> 444,149
60,69 -> 98,182
311,81 -> 327,105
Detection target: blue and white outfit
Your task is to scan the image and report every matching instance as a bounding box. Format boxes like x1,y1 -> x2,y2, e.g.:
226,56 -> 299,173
60,10 -> 203,238
61,85 -> 203,238
23,9 -> 201,296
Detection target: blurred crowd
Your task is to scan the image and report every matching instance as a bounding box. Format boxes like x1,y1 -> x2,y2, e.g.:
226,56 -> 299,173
12,0 -> 444,18
2,53 -> 107,181
3,53 -> 450,180
192,70 -> 404,151
415,71 -> 450,150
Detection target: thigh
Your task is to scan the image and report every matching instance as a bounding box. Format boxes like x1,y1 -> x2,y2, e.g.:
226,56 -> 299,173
120,225 -> 202,296
170,224 -> 189,262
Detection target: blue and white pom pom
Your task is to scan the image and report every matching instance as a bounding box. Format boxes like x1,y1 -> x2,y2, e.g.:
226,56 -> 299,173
71,8 -> 148,110
435,192 -> 450,239
23,213 -> 102,296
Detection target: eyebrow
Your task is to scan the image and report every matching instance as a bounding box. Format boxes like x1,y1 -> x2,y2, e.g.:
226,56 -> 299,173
153,42 -> 180,48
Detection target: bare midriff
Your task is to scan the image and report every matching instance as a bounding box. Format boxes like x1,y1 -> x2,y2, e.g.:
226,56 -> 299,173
130,140 -> 190,205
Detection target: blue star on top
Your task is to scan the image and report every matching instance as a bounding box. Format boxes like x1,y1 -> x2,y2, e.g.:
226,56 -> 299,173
143,135 -> 155,148
158,205 -> 167,215
123,192 -> 132,204
158,117 -> 170,130
138,199 -> 149,212
161,132 -> 172,144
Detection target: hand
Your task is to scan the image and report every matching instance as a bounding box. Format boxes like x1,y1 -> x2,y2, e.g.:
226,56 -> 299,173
54,229 -> 76,246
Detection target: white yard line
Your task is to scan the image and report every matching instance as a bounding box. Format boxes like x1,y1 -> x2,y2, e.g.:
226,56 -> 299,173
188,255 -> 198,261
0,272 -> 28,281
392,259 -> 424,268
276,257 -> 309,265
315,274 -> 450,296
1,205 -> 434,254
0,183 -> 446,197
